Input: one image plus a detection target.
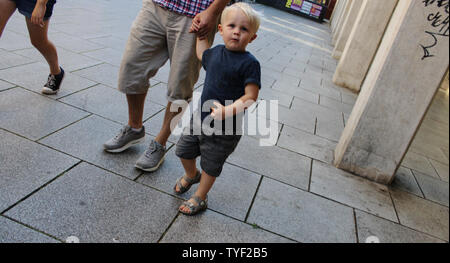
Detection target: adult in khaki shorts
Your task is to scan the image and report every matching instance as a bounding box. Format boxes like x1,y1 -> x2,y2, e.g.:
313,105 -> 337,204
104,0 -> 230,172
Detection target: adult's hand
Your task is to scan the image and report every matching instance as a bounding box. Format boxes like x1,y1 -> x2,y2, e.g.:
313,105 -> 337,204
189,9 -> 216,40
31,1 -> 47,27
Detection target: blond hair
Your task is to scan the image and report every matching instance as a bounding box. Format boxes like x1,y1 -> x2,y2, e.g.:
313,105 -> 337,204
221,2 -> 261,34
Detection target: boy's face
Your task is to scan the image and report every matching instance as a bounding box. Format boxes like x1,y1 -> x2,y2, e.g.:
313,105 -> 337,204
219,9 -> 257,52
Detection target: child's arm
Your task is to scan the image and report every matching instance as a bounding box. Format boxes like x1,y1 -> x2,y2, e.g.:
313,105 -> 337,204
196,37 -> 211,61
211,83 -> 260,120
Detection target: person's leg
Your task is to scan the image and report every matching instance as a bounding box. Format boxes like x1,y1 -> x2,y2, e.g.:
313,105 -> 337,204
25,18 -> 60,75
155,101 -> 185,146
175,157 -> 200,193
0,0 -> 16,37
127,93 -> 147,129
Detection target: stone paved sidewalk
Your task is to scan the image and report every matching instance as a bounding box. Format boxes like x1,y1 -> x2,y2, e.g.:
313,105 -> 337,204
0,0 -> 448,243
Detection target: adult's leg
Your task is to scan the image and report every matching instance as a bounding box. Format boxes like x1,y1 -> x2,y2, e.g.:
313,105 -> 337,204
0,0 -> 16,37
127,93 -> 148,129
26,18 -> 60,75
155,101 -> 185,146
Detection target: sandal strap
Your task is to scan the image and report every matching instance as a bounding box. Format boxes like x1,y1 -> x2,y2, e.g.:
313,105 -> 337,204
181,195 -> 207,215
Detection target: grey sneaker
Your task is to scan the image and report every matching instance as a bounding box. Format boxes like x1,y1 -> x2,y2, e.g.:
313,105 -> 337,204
135,139 -> 166,172
103,125 -> 145,153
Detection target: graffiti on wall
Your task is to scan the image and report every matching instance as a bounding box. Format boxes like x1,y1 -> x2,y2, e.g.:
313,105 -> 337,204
421,0 -> 449,60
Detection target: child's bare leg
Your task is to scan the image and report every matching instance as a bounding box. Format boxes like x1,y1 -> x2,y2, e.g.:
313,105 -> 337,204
176,158 -> 199,192
179,170 -> 216,213
0,0 -> 16,37
25,18 -> 60,75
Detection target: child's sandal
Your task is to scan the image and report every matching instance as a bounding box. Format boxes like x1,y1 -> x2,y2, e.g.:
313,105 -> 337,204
179,195 -> 208,216
174,170 -> 201,194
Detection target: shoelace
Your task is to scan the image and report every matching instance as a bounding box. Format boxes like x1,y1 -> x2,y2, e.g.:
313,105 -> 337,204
145,141 -> 158,157
45,74 -> 57,88
114,126 -> 129,140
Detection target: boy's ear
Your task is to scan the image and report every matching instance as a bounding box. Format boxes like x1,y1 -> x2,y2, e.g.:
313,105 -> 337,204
249,33 -> 258,43
218,24 -> 223,35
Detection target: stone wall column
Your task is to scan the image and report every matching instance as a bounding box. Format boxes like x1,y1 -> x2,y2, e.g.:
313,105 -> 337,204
332,0 -> 364,59
334,0 -> 449,184
331,0 -> 345,33
332,0 -> 352,46
332,0 -> 398,92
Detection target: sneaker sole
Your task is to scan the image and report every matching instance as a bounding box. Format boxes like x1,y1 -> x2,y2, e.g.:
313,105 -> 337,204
135,155 -> 165,172
41,74 -> 65,95
104,136 -> 145,153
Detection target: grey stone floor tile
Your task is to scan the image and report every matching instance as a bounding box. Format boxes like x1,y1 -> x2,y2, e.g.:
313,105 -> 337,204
0,49 -> 35,70
402,151 -> 440,178
87,35 -> 128,51
227,136 -> 311,190
39,115 -> 167,180
82,47 -> 125,67
0,129 -> 79,212
5,162 -> 180,243
14,47 -> 102,72
390,189 -> 449,241
310,161 -> 398,222
258,87 -> 293,108
247,177 -> 356,243
412,170 -> 449,207
48,31 -> 105,53
278,125 -> 337,164
409,143 -> 449,166
147,82 -> 171,107
341,92 -> 358,106
72,63 -> 120,88
144,109 -> 179,144
0,30 -> 33,51
316,113 -> 344,142
0,79 -> 15,91
59,84 -> 163,125
0,62 -> 97,99
355,211 -> 444,243
0,88 -> 90,140
0,216 -> 59,243
429,159 -> 449,182
161,210 -> 293,243
271,81 -> 319,104
319,96 -> 354,115
391,167 -> 424,197
137,148 -> 261,221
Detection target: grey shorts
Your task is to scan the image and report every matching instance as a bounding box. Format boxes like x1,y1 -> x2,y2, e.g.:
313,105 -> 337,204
175,119 -> 241,177
118,0 -> 216,102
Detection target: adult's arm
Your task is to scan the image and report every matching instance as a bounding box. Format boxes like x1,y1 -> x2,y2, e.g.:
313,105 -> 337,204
31,0 -> 49,27
190,0 -> 230,39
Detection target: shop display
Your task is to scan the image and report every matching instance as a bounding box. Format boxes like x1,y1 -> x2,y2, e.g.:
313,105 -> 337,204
257,0 -> 329,22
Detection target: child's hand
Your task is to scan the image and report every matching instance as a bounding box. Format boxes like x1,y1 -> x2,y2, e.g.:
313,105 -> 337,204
189,9 -> 215,40
31,2 -> 47,27
210,101 -> 226,121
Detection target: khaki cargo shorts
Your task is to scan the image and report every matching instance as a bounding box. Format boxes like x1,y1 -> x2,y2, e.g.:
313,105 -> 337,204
118,0 -> 215,102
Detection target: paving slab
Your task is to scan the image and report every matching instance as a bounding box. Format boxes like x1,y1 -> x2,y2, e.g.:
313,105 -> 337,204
258,87 -> 293,108
14,47 -> 102,72
310,161 -> 398,222
227,136 -> 311,190
0,129 -> 79,212
87,35 -> 128,51
391,167 -> 424,198
271,81 -> 319,104
0,49 -> 35,70
72,63 -> 120,88
48,31 -> 105,53
0,30 -> 33,51
137,148 -> 261,221
0,88 -> 90,140
59,84 -> 163,124
0,79 -> 15,91
5,162 -> 180,243
319,95 -> 354,115
0,216 -> 59,243
161,210 -> 293,243
412,170 -> 449,207
278,125 -> 337,164
355,210 -> 444,243
39,115 -> 168,180
390,189 -> 449,241
0,62 -> 97,99
82,47 -> 125,67
429,159 -> 449,182
402,151 -> 440,178
247,177 -> 356,243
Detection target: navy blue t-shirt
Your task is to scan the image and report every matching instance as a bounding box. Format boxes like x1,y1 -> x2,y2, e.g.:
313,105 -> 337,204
200,45 -> 261,134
